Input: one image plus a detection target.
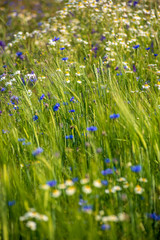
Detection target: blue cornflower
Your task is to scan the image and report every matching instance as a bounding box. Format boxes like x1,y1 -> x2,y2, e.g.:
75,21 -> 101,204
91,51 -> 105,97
32,147 -> 43,156
16,51 -> 23,57
147,213 -> 160,221
63,102 -> 68,105
70,97 -> 74,102
53,103 -> 60,111
101,168 -> 113,175
46,180 -> 57,187
72,177 -> 78,182
65,135 -> 73,139
18,138 -> 25,142
101,180 -> 108,186
110,114 -> 120,119
86,126 -> 97,131
60,47 -> 65,50
8,200 -> 16,206
39,94 -> 45,101
52,37 -> 60,41
145,47 -> 150,50
133,65 -> 136,72
101,224 -> 110,230
105,158 -> 110,163
79,198 -> 87,206
33,115 -> 38,121
69,109 -> 75,113
154,54 -> 158,57
131,165 -> 142,173
1,88 -> 6,92
62,57 -> 68,61
133,44 -> 140,49
82,205 -> 93,213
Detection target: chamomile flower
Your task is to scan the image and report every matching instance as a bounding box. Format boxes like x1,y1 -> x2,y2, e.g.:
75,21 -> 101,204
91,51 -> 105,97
82,185 -> 92,194
26,221 -> 37,231
134,185 -> 144,194
93,179 -> 102,188
52,189 -> 61,198
139,178 -> 148,183
66,186 -> 76,196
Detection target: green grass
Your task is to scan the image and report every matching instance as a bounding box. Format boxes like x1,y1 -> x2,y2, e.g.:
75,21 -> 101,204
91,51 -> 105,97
0,0 -> 160,239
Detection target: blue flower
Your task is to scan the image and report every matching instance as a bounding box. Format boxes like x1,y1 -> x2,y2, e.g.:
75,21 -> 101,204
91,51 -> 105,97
104,158 -> 110,163
101,224 -> 110,230
8,200 -> 16,206
65,135 -> 73,139
72,177 -> 78,182
16,51 -> 23,57
60,47 -> 65,50
101,168 -> 113,175
69,109 -> 75,113
131,165 -> 142,173
133,45 -> 140,49
46,180 -> 57,187
101,180 -> 108,186
110,114 -> 120,119
62,57 -> 68,61
154,54 -> 158,57
39,94 -> 45,101
52,37 -> 60,41
53,103 -> 60,111
145,47 -> 150,50
33,115 -> 38,121
82,205 -> 93,213
32,147 -> 43,156
147,213 -> 160,221
70,97 -> 74,102
18,138 -> 25,142
86,126 -> 97,131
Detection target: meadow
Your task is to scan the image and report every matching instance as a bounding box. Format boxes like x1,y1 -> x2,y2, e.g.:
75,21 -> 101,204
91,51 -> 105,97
0,0 -> 160,239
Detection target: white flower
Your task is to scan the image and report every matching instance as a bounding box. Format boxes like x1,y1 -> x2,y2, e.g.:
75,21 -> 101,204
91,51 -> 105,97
80,178 -> 89,185
65,179 -> 74,186
134,185 -> 144,194
26,221 -> 37,231
52,189 -> 61,198
39,184 -> 50,190
139,178 -> 148,183
66,186 -> 76,196
82,185 -> 92,194
93,180 -> 102,188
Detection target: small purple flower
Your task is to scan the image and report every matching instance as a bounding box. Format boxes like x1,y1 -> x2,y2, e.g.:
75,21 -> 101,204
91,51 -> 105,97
0,40 -> 5,50
110,114 -> 120,119
53,103 -> 60,111
133,44 -> 140,49
32,147 -> 43,156
46,180 -> 57,187
86,126 -> 97,131
133,65 -> 136,72
131,165 -> 142,173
